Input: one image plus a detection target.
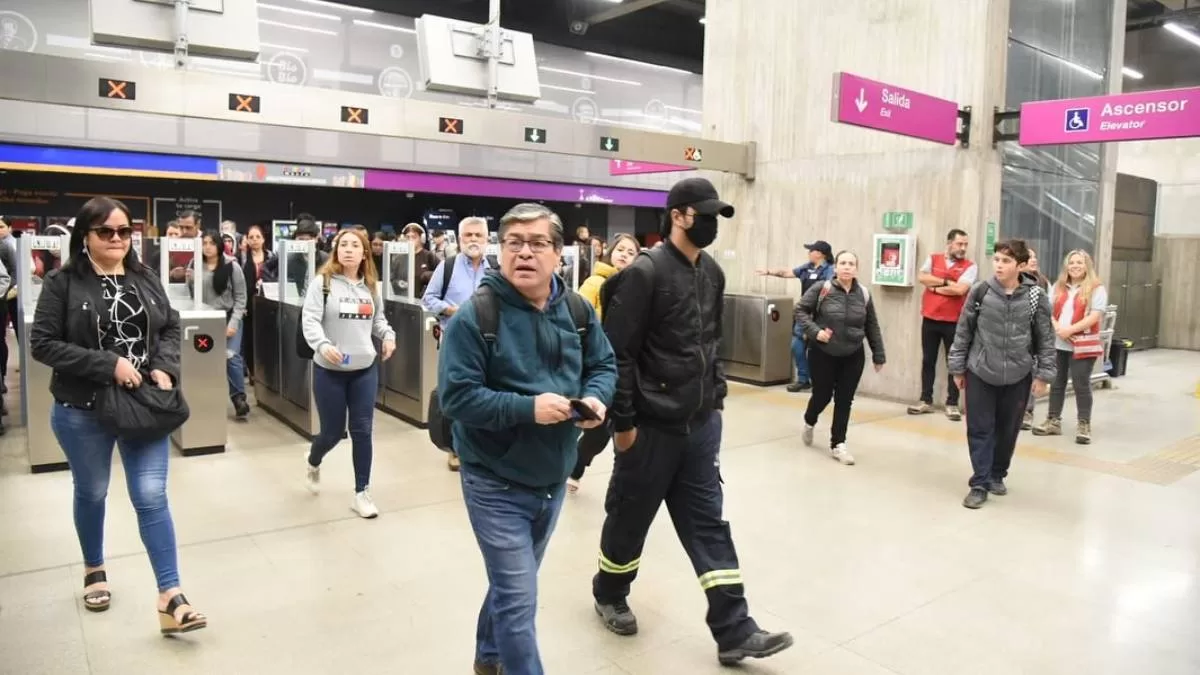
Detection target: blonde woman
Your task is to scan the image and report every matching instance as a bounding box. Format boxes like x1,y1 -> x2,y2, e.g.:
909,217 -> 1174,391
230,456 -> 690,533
1031,250 -> 1106,444
301,229 -> 396,518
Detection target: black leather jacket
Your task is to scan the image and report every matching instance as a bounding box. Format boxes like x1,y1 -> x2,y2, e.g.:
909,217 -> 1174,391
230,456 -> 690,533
30,264 -> 181,407
601,240 -> 727,434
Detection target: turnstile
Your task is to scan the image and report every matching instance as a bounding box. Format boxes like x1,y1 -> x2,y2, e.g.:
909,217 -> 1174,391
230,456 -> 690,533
377,300 -> 439,426
20,234 -> 70,473
171,309 -> 229,455
718,294 -> 795,386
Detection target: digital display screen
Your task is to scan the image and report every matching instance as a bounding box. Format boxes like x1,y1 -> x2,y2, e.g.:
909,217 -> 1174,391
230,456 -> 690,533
423,208 -> 455,233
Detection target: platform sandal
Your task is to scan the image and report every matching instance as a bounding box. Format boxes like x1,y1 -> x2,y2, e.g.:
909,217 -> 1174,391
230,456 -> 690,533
158,593 -> 207,635
82,570 -> 111,613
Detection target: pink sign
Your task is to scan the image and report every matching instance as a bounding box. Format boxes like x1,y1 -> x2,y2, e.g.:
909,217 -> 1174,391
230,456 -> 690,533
609,159 -> 692,176
1019,86 -> 1200,146
831,72 -> 960,145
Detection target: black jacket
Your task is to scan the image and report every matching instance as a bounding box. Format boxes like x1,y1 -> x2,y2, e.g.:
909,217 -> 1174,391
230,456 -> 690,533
30,264 -> 182,407
795,279 -> 886,364
601,240 -> 727,434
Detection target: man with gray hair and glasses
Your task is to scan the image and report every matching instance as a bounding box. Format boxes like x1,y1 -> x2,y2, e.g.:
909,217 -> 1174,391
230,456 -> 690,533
423,215 -> 493,471
439,203 -> 617,675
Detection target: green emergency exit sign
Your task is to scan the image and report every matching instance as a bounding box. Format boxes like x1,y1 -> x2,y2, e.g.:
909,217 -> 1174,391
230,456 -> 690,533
882,211 -> 914,231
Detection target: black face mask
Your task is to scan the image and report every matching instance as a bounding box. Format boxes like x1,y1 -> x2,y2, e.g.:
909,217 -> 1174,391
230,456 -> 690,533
685,214 -> 719,249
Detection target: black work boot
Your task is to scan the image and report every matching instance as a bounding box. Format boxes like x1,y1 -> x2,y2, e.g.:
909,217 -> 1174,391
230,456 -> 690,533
232,393 -> 250,419
717,630 -> 794,665
963,487 -> 989,509
594,599 -> 638,636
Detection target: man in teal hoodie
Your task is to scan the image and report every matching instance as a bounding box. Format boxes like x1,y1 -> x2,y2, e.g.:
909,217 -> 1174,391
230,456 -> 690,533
438,202 -> 617,675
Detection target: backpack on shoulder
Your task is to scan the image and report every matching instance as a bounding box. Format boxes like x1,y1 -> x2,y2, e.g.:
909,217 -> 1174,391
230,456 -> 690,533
427,285 -> 592,451
968,282 -> 1042,351
815,279 -> 868,315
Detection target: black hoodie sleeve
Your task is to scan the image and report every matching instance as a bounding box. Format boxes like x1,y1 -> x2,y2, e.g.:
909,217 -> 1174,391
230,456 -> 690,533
601,256 -> 655,433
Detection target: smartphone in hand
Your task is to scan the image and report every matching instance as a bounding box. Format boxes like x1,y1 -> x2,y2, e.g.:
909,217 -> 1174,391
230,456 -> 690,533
569,398 -> 601,422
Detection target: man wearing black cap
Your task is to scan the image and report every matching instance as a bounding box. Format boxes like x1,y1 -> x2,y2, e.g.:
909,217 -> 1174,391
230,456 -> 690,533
757,240 -> 834,391
592,177 -> 793,665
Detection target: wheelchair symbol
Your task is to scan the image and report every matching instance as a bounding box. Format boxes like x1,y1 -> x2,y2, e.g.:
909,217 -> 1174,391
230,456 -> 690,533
1064,108 -> 1090,133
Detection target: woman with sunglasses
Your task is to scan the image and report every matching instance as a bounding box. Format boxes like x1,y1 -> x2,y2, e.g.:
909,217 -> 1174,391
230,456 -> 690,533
29,196 -> 205,635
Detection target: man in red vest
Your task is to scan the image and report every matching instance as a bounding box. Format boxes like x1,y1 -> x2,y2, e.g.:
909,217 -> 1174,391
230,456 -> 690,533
908,229 -> 977,420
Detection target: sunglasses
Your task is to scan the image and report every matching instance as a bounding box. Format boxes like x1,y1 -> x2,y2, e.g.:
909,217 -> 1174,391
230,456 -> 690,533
90,226 -> 133,242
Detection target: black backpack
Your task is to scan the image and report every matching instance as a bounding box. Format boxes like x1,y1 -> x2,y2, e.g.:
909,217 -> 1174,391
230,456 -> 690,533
427,285 -> 593,451
967,282 -> 1043,355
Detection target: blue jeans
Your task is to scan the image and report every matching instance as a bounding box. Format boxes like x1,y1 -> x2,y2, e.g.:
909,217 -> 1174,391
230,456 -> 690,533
461,466 -> 565,675
51,403 -> 180,591
791,334 -> 810,384
308,364 -> 379,492
226,319 -> 246,397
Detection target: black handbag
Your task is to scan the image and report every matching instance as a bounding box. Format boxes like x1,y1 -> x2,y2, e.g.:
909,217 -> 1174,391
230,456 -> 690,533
95,379 -> 191,442
427,389 -> 454,451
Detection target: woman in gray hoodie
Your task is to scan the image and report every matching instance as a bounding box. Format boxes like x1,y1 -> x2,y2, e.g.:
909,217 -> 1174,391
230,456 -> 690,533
301,228 -> 396,519
190,230 -> 250,418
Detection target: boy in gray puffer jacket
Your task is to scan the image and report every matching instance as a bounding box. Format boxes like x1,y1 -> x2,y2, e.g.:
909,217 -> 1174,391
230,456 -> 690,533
948,239 -> 1056,509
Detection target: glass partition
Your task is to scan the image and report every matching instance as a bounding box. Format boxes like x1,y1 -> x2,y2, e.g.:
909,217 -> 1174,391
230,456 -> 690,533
19,234 -> 70,317
484,242 -> 501,272
383,241 -> 414,302
161,237 -> 201,311
278,239 -> 316,306
560,244 -> 580,291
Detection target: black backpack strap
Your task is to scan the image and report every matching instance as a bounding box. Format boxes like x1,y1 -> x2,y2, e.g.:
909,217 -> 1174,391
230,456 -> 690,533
438,255 -> 456,301
564,291 -> 591,339
470,284 -> 500,346
321,274 -> 330,307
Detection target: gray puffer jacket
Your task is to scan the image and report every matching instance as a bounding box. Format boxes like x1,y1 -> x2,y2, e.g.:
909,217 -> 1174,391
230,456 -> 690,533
948,277 -> 1056,386
796,279 -> 886,364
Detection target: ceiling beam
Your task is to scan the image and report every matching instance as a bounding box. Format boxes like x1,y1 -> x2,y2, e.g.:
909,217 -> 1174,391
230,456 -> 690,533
587,0 -> 671,26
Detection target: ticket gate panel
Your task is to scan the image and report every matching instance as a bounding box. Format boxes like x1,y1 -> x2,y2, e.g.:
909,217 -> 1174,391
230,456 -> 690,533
171,310 -> 228,456
22,316 -> 67,473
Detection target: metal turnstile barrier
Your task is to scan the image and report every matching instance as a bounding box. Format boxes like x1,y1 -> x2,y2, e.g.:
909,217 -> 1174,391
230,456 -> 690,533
171,309 -> 229,455
253,240 -> 320,438
21,234 -> 70,473
377,300 -> 439,426
717,294 -> 795,386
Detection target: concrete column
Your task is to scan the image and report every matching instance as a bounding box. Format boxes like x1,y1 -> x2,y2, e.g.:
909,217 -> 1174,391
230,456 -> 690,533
702,0 -> 1011,400
1095,0 -> 1129,279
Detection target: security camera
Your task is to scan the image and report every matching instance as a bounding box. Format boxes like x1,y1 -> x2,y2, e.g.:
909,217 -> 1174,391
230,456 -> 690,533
569,20 -> 589,35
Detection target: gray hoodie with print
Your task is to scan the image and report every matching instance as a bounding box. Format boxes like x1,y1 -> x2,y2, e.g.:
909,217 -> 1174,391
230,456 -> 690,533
948,276 -> 1056,387
301,273 -> 395,371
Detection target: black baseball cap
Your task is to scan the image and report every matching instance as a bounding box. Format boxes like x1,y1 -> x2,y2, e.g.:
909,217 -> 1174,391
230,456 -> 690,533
805,240 -> 833,260
666,177 -> 735,218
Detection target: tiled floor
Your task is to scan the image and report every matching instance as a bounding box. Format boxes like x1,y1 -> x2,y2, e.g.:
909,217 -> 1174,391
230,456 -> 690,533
1,349 -> 1198,674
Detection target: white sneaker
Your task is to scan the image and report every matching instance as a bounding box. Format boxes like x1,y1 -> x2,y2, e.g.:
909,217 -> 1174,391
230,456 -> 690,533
352,489 -> 379,519
830,443 -> 855,465
305,457 -> 320,495
802,425 -> 815,447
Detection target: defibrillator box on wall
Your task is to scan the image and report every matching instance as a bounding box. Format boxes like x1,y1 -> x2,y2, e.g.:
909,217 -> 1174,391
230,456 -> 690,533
871,233 -> 916,287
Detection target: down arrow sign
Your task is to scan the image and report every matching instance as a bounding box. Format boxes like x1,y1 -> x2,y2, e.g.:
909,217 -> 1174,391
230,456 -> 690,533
854,88 -> 868,113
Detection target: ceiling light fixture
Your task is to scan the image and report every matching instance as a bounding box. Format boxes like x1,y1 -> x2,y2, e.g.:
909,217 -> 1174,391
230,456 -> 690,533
258,19 -> 338,36
1122,66 -> 1144,79
259,41 -> 310,53
539,65 -> 642,86
1164,22 -> 1200,49
256,3 -> 340,21
585,51 -> 695,75
540,84 -> 597,95
352,19 -> 417,34
293,0 -> 374,13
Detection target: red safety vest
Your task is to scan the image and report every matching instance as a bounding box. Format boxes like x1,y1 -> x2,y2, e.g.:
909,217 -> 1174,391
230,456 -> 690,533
921,254 -> 973,322
1052,286 -> 1099,335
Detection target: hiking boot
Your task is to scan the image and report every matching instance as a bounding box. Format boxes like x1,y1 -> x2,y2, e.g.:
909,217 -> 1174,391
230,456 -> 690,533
962,487 -> 988,509
1076,420 -> 1091,445
1021,411 -> 1033,430
945,404 -> 962,421
594,599 -> 638,636
717,630 -> 794,665
988,479 -> 1007,496
1031,417 -> 1061,436
786,380 -> 811,393
907,401 -> 933,415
